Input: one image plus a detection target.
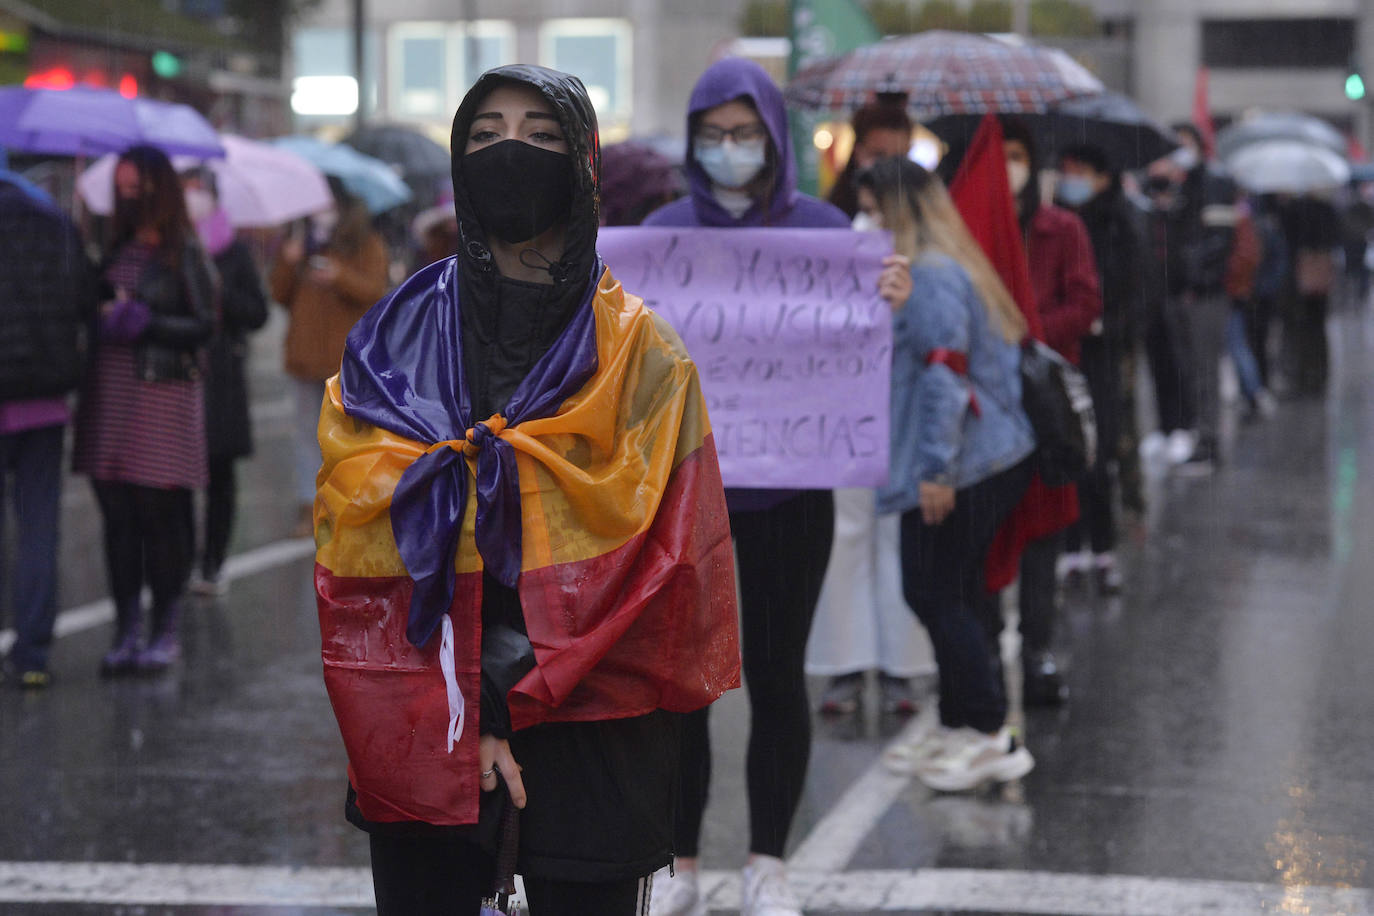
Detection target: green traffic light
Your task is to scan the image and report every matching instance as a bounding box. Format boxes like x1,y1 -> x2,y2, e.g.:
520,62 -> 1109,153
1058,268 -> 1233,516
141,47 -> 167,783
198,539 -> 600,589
1347,72 -> 1365,101
152,50 -> 182,79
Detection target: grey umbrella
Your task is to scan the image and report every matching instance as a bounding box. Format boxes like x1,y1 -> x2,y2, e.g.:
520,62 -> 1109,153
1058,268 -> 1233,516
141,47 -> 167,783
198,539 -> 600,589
925,90 -> 1178,172
1216,111 -> 1347,161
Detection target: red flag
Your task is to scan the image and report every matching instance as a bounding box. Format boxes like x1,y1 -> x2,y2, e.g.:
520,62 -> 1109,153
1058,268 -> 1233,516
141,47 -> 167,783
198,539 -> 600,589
1193,66 -> 1216,160
943,113 -> 1077,592
947,114 -> 1044,341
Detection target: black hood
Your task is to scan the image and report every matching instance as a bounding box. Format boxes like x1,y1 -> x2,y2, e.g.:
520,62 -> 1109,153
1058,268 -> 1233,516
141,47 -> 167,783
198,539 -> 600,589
450,64 -> 601,286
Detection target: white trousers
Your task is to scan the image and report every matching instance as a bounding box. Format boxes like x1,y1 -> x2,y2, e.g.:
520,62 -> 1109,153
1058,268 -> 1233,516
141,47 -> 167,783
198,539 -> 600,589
805,488 -> 935,677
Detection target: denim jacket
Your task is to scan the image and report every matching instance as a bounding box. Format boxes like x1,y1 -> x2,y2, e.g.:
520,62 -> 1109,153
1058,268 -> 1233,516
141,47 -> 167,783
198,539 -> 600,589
876,252 -> 1035,514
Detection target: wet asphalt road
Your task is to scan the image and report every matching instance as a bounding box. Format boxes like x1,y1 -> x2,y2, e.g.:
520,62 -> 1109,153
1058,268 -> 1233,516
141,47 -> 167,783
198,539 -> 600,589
2,302 -> 1373,914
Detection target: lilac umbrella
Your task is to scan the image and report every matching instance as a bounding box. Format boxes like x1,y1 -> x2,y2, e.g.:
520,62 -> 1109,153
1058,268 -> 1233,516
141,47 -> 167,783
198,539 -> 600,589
0,86 -> 224,159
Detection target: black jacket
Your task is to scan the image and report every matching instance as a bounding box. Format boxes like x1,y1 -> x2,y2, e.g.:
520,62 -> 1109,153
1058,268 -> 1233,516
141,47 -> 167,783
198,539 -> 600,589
0,183 -> 100,400
104,237 -> 218,383
204,240 -> 269,459
1164,164 -> 1238,299
1074,184 -> 1145,351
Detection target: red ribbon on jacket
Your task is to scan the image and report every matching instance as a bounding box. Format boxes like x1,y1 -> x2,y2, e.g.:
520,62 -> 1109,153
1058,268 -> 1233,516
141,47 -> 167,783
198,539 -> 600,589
925,348 -> 981,417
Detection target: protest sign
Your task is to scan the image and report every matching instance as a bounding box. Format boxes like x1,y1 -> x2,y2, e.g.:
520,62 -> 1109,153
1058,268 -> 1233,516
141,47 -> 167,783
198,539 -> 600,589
598,227 -> 892,489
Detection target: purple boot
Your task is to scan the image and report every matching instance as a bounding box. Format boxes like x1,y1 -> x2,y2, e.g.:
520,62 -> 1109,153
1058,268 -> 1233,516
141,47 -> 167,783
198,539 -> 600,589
100,620 -> 142,677
136,601 -> 182,674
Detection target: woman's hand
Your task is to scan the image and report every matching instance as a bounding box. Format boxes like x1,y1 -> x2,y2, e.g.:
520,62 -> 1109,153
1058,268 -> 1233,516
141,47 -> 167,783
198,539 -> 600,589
479,734 -> 527,809
919,481 -> 956,526
877,254 -> 913,309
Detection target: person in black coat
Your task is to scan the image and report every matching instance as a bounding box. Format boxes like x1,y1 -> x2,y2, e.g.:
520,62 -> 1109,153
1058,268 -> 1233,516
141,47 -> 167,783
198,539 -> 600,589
183,174 -> 269,592
1056,143 -> 1146,592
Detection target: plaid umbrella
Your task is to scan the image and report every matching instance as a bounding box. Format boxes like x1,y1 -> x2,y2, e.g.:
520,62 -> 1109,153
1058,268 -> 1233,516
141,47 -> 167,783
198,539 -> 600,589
785,30 -> 1103,119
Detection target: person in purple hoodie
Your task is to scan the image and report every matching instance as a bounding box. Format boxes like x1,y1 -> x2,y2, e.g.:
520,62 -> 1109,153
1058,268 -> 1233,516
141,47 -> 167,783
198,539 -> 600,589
642,57 -> 849,916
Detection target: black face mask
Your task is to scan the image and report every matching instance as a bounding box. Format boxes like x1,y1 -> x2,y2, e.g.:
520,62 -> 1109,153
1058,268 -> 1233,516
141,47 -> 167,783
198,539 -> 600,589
460,139 -> 573,244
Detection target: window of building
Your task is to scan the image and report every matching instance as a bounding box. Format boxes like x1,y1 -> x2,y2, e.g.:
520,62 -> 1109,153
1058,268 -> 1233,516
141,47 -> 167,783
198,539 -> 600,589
292,26 -> 379,119
386,21 -> 516,121
1202,18 -> 1354,70
539,18 -> 633,122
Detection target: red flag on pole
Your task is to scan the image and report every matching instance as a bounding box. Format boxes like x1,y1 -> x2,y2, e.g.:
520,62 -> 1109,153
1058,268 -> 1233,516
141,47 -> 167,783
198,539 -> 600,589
948,113 -> 1044,341
1193,66 -> 1216,159
945,113 -> 1078,592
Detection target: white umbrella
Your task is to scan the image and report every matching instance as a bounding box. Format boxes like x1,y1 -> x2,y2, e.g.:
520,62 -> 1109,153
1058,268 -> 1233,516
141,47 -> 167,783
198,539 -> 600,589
1225,140 -> 1351,194
77,135 -> 334,227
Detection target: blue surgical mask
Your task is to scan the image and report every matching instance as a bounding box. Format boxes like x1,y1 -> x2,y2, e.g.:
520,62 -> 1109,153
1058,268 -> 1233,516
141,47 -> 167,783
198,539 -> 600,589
694,139 -> 767,190
1056,175 -> 1096,207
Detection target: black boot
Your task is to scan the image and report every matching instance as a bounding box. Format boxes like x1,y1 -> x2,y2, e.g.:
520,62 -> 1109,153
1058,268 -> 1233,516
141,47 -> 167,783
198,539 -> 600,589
1022,650 -> 1068,707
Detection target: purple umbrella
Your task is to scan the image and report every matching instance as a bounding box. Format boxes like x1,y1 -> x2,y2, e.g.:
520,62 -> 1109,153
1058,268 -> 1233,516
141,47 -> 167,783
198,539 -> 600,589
0,86 -> 224,159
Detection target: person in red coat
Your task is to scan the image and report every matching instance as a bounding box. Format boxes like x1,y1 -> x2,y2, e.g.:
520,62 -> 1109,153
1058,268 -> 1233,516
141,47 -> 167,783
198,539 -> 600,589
979,117 -> 1101,707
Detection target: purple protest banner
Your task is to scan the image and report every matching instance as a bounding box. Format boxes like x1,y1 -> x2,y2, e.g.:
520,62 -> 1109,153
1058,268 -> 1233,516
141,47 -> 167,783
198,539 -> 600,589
598,227 -> 892,489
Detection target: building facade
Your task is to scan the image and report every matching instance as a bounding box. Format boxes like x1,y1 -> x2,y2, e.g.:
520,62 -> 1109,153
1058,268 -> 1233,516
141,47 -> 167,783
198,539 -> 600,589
1091,0 -> 1374,144
290,0 -> 753,141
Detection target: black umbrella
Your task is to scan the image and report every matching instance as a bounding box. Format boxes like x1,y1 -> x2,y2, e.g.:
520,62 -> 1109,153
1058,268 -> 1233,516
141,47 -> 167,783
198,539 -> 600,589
925,90 -> 1178,172
342,125 -> 451,199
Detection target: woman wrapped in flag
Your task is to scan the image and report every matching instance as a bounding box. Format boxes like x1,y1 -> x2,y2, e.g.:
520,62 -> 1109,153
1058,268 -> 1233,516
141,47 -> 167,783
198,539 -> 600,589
314,65 -> 740,915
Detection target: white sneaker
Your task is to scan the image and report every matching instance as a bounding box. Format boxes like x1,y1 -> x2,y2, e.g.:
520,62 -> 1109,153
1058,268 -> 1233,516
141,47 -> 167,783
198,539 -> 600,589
1166,429 -> 1197,464
918,726 -> 1035,793
1139,430 -> 1167,460
741,855 -> 801,916
1256,389 -> 1279,418
882,723 -> 963,775
649,864 -> 705,916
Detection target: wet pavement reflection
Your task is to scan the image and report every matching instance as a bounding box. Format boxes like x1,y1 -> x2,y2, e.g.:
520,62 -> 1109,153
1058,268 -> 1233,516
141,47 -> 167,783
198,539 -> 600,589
2,305 -> 1374,913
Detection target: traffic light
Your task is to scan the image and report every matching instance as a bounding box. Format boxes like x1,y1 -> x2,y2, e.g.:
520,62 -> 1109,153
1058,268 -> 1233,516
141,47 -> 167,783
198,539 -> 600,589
1347,58 -> 1366,101
1347,71 -> 1365,101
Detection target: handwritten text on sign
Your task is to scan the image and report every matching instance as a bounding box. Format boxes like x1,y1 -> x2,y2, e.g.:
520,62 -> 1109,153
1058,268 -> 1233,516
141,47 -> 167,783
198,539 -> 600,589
598,227 -> 892,489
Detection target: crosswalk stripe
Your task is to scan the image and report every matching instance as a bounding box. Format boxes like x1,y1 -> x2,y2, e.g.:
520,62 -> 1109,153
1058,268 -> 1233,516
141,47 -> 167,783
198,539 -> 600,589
1,862 -> 1368,914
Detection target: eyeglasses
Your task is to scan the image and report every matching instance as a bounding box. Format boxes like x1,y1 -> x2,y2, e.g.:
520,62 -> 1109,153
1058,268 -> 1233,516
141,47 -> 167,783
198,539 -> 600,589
695,122 -> 768,146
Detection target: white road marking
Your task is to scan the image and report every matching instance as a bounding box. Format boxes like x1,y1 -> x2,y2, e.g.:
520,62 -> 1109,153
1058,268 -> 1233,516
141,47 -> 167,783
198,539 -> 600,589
1,862 -> 1368,914
0,537 -> 315,655
787,711 -> 932,872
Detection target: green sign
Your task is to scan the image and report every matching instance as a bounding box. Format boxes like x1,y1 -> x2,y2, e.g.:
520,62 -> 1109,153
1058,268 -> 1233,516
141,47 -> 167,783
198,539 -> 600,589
787,0 -> 881,196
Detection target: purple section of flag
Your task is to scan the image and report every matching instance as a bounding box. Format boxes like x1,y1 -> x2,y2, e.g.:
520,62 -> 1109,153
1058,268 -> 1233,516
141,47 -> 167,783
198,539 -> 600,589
599,227 -> 892,489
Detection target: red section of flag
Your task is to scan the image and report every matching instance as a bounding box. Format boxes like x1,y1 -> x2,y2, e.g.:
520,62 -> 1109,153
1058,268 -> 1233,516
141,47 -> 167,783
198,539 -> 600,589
1193,66 -> 1216,160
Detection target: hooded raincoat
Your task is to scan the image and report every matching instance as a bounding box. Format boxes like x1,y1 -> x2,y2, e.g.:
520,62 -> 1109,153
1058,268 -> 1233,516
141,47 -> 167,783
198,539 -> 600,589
643,57 -> 850,512
315,65 -> 739,882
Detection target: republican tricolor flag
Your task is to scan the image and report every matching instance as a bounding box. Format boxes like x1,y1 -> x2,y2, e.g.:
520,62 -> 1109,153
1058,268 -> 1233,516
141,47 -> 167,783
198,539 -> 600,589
314,258 -> 740,825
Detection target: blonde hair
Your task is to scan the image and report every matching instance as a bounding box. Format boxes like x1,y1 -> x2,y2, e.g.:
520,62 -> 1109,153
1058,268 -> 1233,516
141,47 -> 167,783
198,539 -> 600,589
861,159 -> 1027,343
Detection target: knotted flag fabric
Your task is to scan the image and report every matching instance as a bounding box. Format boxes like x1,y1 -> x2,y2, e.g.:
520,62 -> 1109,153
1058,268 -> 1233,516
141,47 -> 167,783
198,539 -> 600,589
314,257 -> 740,825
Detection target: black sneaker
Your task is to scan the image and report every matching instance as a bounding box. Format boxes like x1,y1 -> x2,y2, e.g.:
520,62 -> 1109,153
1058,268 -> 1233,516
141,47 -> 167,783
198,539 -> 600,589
1022,651 -> 1068,707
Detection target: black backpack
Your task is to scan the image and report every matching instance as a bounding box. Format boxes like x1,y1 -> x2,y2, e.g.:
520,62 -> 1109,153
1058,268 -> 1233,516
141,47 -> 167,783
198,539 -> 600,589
0,184 -> 96,401
1019,340 -> 1097,487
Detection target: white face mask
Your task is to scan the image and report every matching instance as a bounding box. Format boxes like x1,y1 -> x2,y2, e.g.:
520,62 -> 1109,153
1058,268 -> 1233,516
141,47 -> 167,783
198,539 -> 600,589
695,138 -> 768,190
1007,161 -> 1031,195
184,187 -> 216,224
852,211 -> 882,232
